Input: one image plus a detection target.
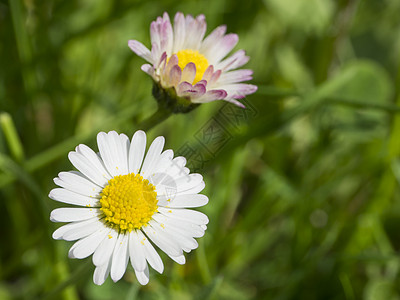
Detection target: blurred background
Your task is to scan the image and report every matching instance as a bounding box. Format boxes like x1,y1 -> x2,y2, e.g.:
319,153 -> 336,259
1,0 -> 400,299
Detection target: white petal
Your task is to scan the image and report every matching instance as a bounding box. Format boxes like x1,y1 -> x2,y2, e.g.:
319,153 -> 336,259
54,171 -> 102,197
152,213 -> 205,238
118,133 -> 130,175
163,194 -> 208,208
63,219 -> 104,241
68,151 -> 109,187
134,264 -> 150,285
152,149 -> 174,174
76,144 -> 112,179
158,207 -> 209,225
128,40 -> 154,64
169,255 -> 186,265
151,217 -> 198,251
164,157 -> 187,178
178,181 -> 206,195
128,130 -> 147,174
128,231 -> 147,272
137,230 -> 164,273
140,136 -> 165,178
50,208 -> 100,223
110,234 -> 130,282
93,259 -> 111,286
68,226 -> 109,259
149,172 -> 178,205
52,217 -> 98,240
142,222 -> 182,257
97,131 -> 129,177
49,188 -> 100,207
92,229 -> 118,266
174,174 -> 203,193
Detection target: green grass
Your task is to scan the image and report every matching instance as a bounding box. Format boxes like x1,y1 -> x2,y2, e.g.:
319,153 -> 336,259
1,0 -> 400,299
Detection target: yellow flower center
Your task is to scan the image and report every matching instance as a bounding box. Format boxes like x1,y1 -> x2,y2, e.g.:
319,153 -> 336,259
176,49 -> 209,84
100,173 -> 158,232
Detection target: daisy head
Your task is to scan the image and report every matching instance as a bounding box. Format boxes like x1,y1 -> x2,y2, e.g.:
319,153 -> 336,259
128,12 -> 257,112
49,130 -> 208,285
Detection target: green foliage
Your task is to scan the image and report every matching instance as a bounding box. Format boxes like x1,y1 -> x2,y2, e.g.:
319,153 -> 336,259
1,0 -> 400,299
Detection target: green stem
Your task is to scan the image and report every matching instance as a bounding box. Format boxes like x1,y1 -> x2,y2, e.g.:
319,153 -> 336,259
136,105 -> 172,131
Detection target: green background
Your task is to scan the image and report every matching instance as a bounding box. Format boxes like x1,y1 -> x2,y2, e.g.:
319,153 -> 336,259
1,0 -> 400,299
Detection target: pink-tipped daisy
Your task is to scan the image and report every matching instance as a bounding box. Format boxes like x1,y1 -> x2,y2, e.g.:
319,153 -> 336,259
49,130 -> 208,285
128,12 -> 257,111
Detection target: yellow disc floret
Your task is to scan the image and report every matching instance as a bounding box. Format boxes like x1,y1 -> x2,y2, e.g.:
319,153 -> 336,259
176,49 -> 209,84
100,173 -> 158,232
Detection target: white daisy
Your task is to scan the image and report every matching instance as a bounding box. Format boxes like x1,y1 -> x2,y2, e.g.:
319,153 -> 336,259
49,130 -> 209,285
128,12 -> 257,110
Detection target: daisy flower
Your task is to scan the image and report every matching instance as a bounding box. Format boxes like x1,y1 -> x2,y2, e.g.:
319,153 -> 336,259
49,130 -> 208,285
128,12 -> 257,112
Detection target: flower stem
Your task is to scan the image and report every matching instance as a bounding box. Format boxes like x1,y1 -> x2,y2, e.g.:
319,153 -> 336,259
136,105 -> 172,131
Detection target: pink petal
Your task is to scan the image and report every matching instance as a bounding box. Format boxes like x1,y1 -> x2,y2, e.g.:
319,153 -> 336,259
200,25 -> 227,54
192,82 -> 207,97
217,69 -> 253,85
162,54 -> 178,79
158,51 -> 167,68
167,54 -> 178,70
160,15 -> 173,55
181,62 -> 196,83
169,65 -> 182,86
128,40 -> 154,64
209,70 -> 222,87
177,81 -> 192,93
150,15 -> 173,56
206,33 -> 239,65
216,49 -> 250,71
141,64 -> 156,80
219,83 -> 258,99
202,65 -> 214,82
184,14 -> 207,50
150,21 -> 161,51
196,80 -> 207,86
223,98 -> 246,108
176,81 -> 206,98
173,12 -> 186,53
151,42 -> 161,65
192,89 -> 228,103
